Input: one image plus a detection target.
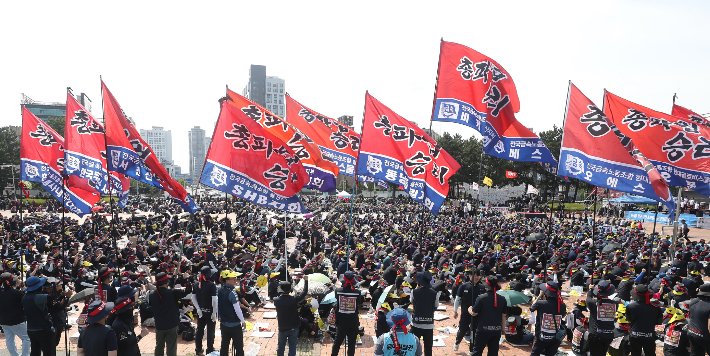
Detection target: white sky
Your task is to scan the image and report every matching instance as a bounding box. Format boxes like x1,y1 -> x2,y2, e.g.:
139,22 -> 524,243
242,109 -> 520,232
1,1 -> 708,173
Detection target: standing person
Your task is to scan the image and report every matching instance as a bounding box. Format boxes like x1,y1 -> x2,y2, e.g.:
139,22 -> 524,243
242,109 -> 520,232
410,271 -> 439,356
373,308 -> 423,356
111,285 -> 141,356
626,284 -> 663,356
586,280 -> 618,356
687,284 -> 710,355
21,276 -> 55,356
77,300 -> 118,356
530,281 -> 568,356
273,275 -> 309,356
218,270 -> 246,356
191,266 -> 217,356
0,272 -> 30,356
468,276 -> 507,356
148,272 -> 191,356
331,271 -> 362,356
452,269 -> 483,352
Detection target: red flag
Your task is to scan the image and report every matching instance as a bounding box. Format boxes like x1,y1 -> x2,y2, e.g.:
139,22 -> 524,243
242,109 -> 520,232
226,89 -> 338,193
559,84 -> 674,210
285,94 -> 359,178
101,81 -> 197,211
357,92 -> 460,214
20,106 -> 100,215
63,93 -> 128,203
431,40 -> 520,134
505,171 -> 517,178
200,99 -> 308,213
604,91 -> 710,197
672,104 -> 710,128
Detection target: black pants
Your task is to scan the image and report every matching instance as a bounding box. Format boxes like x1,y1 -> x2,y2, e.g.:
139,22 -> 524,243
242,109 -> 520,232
455,312 -> 472,345
411,326 -> 434,356
28,329 -> 55,356
195,315 -> 215,353
689,336 -> 710,356
331,326 -> 358,356
588,334 -> 613,356
629,337 -> 655,356
470,332 -> 501,356
220,324 -> 244,356
531,338 -> 561,356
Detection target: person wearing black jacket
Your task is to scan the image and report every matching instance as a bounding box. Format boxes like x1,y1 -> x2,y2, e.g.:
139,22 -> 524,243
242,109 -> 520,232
469,276 -> 508,356
452,269 -> 483,352
0,272 -> 30,356
148,272 -> 191,356
111,286 -> 141,356
274,275 -> 309,356
530,281 -> 568,356
191,266 -> 217,356
411,271 -> 439,356
626,284 -> 663,356
686,283 -> 710,355
77,300 -> 117,356
22,276 -> 55,356
586,280 -> 618,356
331,271 -> 361,356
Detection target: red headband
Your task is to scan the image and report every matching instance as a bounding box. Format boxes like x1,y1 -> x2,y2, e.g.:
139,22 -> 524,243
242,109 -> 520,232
88,301 -> 106,316
343,276 -> 355,289
112,298 -> 132,313
157,274 -> 170,283
486,278 -> 498,307
390,318 -> 409,352
545,283 -> 563,312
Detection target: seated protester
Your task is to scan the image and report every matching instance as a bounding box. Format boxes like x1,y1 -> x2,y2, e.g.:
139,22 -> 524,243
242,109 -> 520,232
571,318 -> 590,356
74,267 -> 96,293
608,305 -> 631,356
431,277 -> 451,303
504,306 -> 533,345
663,304 -> 690,356
267,272 -> 282,300
530,281 -> 567,356
567,299 -> 587,343
508,273 -> 530,292
375,302 -> 394,338
616,270 -> 635,303
670,284 -> 690,306
373,308 -> 423,356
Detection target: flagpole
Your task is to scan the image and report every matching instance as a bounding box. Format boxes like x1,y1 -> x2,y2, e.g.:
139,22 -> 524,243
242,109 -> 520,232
345,91 -> 370,272
672,188 -> 682,256
61,174 -> 69,356
476,150 -> 484,208
557,81 -> 573,176
97,81 -> 117,258
428,38 -> 444,134
19,181 -> 24,283
591,187 -> 598,270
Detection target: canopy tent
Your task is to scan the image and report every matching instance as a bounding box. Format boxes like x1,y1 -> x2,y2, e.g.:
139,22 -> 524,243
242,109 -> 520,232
526,185 -> 539,195
335,190 -> 351,198
609,194 -> 656,204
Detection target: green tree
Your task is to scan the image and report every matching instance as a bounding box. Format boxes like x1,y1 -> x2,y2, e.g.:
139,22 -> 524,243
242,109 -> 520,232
44,116 -> 65,137
0,126 -> 20,194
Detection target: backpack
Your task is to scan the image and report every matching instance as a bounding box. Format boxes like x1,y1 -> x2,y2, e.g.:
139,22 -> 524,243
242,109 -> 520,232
182,324 -> 195,341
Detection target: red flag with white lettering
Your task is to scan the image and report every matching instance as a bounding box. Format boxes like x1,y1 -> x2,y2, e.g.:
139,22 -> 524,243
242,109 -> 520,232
505,171 -> 517,178
357,92 -> 460,214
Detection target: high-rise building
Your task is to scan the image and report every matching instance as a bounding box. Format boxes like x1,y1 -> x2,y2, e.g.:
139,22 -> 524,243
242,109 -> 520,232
188,126 -> 206,182
205,137 -> 212,154
139,126 -> 173,166
337,115 -> 354,130
242,65 -> 286,118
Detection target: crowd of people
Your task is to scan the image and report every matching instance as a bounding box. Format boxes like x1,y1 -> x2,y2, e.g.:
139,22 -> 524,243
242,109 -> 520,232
0,194 -> 707,356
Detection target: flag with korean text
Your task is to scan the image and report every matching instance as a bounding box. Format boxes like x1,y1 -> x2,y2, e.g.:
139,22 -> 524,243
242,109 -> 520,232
604,91 -> 710,197
201,98 -> 308,213
20,107 -> 100,216
63,93 -> 129,206
357,92 -> 460,214
672,104 -> 710,128
102,81 -> 199,213
486,119 -> 559,173
285,94 -> 359,179
559,84 -> 674,211
431,40 -> 520,146
506,171 -> 517,178
226,88 -> 338,193
356,175 -> 388,188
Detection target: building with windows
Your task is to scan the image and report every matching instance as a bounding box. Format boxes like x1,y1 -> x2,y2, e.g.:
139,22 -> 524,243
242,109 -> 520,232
188,126 -> 206,183
242,65 -> 286,117
139,126 -> 173,165
21,92 -> 93,120
205,136 -> 212,153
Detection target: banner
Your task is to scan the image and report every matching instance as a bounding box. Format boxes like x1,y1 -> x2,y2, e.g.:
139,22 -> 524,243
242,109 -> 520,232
506,171 -> 517,178
226,89 -> 338,193
356,175 -> 388,189
624,211 -> 698,227
102,81 -> 198,213
559,84 -> 674,211
604,91 -> 710,197
20,107 -> 100,216
285,95 -> 359,178
201,99 -> 308,213
357,93 -> 460,214
431,40 -> 520,134
63,93 -> 129,206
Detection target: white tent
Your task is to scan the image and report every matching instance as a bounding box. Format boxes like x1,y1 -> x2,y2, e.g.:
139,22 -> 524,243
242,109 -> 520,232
335,190 -> 352,198
527,185 -> 539,195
